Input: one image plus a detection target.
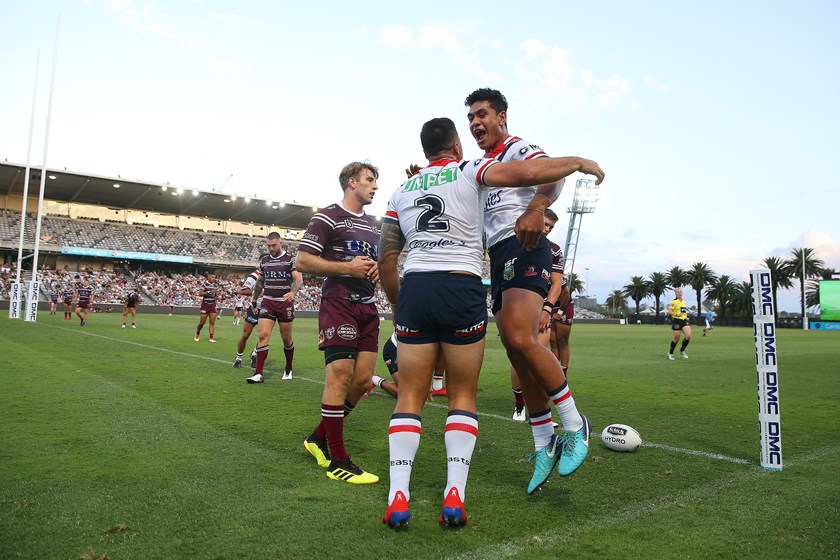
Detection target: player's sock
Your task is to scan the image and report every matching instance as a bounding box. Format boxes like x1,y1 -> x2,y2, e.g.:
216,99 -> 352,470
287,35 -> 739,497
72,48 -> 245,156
513,388 -> 525,409
321,403 -> 349,462
388,413 -> 422,503
284,343 -> 294,373
236,352 -> 243,360
669,341 -> 677,354
343,400 -> 355,417
432,375 -> 444,391
529,408 -> 555,450
372,375 -> 385,389
255,345 -> 269,374
681,339 -> 690,352
548,382 -> 583,432
444,411 -> 478,503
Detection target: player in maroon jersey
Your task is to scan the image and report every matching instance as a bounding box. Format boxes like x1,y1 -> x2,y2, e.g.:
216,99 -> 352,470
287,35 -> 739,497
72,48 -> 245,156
49,284 -> 60,315
122,289 -> 140,329
246,232 -> 303,384
75,278 -> 93,326
297,161 -> 381,485
194,272 -> 219,342
62,285 -> 74,320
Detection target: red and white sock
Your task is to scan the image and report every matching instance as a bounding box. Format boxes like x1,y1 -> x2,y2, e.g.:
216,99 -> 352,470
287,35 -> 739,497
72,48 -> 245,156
388,413 -> 421,503
529,408 -> 555,450
548,382 -> 583,432
444,411 -> 478,502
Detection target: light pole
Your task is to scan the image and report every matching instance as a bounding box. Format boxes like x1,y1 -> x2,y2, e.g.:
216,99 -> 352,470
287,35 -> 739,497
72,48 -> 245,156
584,267 -> 590,296
563,178 -> 600,294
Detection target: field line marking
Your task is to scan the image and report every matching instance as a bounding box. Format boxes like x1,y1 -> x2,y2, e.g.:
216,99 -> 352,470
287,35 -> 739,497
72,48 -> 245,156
39,322 -> 752,466
445,443 -> 840,560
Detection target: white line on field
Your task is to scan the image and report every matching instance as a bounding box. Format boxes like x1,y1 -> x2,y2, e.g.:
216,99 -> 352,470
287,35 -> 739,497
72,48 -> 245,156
40,322 -> 752,465
444,443 -> 840,560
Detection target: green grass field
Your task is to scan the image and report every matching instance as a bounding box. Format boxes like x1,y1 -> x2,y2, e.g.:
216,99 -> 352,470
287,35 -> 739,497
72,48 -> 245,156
1,312 -> 838,560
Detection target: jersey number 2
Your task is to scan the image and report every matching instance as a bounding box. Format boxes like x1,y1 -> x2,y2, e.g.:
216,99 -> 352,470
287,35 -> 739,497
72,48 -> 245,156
415,194 -> 450,232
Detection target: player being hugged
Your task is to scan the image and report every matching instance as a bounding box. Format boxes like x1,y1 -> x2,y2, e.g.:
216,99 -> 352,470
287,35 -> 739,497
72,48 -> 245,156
195,271 -> 219,343
379,117 -> 604,528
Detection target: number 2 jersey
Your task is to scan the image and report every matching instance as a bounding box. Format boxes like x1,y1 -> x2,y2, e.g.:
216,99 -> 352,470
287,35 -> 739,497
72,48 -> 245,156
384,157 -> 498,277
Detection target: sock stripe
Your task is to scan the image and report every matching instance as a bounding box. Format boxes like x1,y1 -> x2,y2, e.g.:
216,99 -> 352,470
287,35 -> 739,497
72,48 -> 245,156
445,422 -> 478,436
389,424 -> 422,435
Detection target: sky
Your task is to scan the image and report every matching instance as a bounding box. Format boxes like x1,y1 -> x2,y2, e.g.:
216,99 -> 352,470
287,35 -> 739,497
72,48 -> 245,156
2,0 -> 839,312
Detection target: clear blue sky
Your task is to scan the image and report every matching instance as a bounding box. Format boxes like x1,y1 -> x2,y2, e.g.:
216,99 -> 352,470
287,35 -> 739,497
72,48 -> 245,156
2,0 -> 838,312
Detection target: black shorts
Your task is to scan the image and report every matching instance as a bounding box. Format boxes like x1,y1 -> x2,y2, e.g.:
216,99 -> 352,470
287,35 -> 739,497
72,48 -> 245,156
395,272 -> 487,345
488,235 -> 552,314
671,318 -> 690,330
382,338 -> 398,375
245,305 -> 259,325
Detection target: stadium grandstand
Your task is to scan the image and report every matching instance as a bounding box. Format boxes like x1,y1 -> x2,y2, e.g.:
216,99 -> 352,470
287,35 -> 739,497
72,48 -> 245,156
0,161 -> 500,315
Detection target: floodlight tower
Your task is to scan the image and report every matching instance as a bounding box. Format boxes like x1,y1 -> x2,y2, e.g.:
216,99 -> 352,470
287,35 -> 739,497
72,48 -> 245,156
563,178 -> 600,295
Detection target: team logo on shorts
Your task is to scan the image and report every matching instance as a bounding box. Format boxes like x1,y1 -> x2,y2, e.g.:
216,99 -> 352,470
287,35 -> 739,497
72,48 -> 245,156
337,324 -> 357,340
541,269 -> 550,282
325,327 -> 335,340
524,266 -> 537,277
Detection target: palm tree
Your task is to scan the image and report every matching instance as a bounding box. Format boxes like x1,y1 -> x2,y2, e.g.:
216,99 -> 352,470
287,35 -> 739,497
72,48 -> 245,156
783,248 -> 825,323
705,275 -> 737,319
647,272 -> 668,322
605,289 -> 627,317
665,266 -> 687,289
622,275 -> 650,318
567,272 -> 584,296
730,281 -> 754,317
761,256 -> 793,320
686,262 -> 717,318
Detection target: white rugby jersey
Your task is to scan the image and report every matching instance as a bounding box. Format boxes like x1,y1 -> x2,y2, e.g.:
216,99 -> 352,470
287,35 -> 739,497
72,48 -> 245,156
482,135 -> 552,249
384,158 -> 497,277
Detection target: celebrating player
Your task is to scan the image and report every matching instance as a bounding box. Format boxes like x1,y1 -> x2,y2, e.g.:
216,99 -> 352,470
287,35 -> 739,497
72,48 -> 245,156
379,117 -> 604,527
464,88 -> 594,493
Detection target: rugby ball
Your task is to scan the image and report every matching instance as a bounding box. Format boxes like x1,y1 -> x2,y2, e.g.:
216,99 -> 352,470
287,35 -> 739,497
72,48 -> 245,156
601,424 -> 642,452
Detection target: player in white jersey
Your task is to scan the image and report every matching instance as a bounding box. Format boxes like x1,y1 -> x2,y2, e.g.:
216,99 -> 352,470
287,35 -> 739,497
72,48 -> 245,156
465,87 -> 594,493
379,116 -> 604,528
232,269 -> 263,369
233,294 -> 246,325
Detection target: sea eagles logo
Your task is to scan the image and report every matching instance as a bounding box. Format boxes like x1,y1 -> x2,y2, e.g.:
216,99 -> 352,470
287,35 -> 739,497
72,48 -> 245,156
325,327 -> 335,340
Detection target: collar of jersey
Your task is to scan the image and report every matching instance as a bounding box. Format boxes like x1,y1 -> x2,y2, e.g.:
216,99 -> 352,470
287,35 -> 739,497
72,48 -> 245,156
485,135 -> 522,158
425,158 -> 460,169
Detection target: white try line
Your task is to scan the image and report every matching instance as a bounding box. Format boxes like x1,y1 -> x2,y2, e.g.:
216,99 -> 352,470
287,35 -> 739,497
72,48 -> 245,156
39,322 -> 752,466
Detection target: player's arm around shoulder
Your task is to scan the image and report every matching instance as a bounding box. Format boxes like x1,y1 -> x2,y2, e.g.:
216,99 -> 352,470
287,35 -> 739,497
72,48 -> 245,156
484,156 -> 604,188
377,220 -> 406,306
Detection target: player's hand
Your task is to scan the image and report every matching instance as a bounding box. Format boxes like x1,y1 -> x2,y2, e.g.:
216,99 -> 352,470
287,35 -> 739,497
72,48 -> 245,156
539,309 -> 551,333
578,158 -> 605,185
345,256 -> 376,279
366,261 -> 380,284
405,163 -> 421,178
282,292 -> 293,302
514,208 -> 544,251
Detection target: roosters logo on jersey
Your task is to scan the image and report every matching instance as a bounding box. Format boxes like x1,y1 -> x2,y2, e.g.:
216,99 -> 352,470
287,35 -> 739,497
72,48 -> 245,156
524,266 -> 537,277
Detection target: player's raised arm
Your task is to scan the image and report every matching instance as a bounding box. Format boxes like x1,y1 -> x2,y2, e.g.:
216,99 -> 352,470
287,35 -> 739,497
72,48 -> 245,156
483,156 -> 604,189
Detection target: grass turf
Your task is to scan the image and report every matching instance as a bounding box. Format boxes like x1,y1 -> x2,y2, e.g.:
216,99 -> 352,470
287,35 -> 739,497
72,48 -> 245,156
1,313 -> 838,559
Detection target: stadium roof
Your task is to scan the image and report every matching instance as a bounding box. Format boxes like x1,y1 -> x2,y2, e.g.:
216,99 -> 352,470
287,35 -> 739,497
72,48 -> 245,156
0,161 -> 319,230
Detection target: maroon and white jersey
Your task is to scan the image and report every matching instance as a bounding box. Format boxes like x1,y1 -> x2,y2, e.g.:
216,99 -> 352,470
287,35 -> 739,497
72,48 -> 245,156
50,290 -> 59,303
299,202 -> 380,302
62,288 -> 74,303
258,251 -> 296,303
77,286 -> 93,305
549,240 -> 564,284
200,282 -> 218,306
